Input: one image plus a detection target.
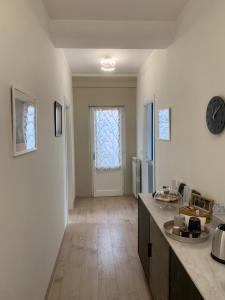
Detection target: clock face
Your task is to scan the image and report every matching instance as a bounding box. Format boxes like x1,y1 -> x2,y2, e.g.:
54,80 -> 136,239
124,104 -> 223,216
206,96 -> 225,134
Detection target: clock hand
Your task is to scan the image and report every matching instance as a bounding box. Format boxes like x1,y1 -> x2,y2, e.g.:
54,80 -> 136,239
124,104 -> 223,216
213,104 -> 224,120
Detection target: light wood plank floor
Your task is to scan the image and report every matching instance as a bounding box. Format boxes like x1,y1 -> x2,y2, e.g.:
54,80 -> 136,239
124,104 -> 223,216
47,196 -> 152,300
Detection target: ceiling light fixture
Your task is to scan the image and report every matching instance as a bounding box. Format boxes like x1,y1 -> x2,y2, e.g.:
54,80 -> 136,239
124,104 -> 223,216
101,57 -> 116,72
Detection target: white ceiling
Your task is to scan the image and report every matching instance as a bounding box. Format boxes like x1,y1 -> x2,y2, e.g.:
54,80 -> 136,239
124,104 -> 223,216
43,0 -> 188,21
43,0 -> 189,49
63,49 -> 152,75
42,0 -> 188,75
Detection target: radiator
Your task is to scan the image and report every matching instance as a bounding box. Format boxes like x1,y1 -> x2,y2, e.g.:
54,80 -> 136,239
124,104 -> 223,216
132,157 -> 142,198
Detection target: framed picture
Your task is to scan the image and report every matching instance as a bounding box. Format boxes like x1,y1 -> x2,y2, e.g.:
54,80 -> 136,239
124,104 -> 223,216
158,108 -> 171,141
11,87 -> 37,156
54,101 -> 62,137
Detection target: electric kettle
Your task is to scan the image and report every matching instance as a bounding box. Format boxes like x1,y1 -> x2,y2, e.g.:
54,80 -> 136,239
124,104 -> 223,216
211,224 -> 225,264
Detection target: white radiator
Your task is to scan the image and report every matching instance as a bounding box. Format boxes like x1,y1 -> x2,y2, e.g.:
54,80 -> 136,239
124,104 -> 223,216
132,157 -> 142,198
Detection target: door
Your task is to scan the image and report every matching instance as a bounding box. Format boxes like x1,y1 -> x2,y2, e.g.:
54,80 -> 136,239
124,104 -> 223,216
149,215 -> 169,300
170,250 -> 204,300
91,107 -> 124,197
138,197 -> 150,280
144,102 -> 154,193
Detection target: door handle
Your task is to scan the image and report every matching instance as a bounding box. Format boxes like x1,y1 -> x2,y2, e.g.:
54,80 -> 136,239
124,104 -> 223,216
148,242 -> 152,257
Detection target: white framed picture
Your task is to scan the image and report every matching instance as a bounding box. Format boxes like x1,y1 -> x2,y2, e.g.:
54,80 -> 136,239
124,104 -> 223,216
54,101 -> 63,137
158,108 -> 171,141
11,87 -> 37,156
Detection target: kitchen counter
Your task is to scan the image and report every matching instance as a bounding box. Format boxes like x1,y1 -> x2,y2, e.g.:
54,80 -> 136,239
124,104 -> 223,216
139,193 -> 225,300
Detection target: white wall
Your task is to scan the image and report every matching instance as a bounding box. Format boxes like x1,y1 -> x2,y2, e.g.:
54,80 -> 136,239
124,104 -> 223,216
137,0 -> 225,204
0,1 -> 75,299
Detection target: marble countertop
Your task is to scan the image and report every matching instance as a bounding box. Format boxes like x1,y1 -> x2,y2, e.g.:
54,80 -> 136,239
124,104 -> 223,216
139,193 -> 225,300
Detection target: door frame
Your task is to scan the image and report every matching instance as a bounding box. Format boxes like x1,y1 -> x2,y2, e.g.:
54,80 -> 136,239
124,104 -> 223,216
143,100 -> 156,194
63,99 -> 72,226
89,106 -> 126,197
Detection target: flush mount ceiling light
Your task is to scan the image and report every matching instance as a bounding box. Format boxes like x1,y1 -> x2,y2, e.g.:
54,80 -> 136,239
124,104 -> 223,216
101,57 -> 116,72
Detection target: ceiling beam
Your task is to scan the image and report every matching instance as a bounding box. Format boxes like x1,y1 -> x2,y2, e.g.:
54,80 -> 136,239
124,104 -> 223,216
49,20 -> 175,49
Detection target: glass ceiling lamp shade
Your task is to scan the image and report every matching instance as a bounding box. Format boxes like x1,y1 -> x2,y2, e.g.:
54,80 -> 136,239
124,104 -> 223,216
101,57 -> 116,72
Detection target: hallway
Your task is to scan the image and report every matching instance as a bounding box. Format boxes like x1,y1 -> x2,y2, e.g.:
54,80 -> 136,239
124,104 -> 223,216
47,197 -> 151,300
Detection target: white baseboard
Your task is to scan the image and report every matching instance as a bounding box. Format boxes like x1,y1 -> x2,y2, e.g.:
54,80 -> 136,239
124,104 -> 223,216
94,189 -> 123,197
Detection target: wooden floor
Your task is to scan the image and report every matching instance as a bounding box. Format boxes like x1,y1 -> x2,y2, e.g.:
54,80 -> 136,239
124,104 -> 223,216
47,196 -> 152,300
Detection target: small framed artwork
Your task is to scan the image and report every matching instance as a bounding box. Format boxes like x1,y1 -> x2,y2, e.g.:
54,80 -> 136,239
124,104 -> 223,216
54,101 -> 62,137
11,87 -> 37,156
158,108 -> 171,141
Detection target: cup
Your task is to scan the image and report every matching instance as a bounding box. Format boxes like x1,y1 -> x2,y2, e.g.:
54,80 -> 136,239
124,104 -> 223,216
188,217 -> 201,233
181,229 -> 190,238
174,215 -> 185,230
172,226 -> 181,236
192,230 -> 201,238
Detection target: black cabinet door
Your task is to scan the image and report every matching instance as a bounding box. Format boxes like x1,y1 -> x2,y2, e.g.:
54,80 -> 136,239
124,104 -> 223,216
138,197 -> 150,280
170,250 -> 204,300
149,216 -> 169,300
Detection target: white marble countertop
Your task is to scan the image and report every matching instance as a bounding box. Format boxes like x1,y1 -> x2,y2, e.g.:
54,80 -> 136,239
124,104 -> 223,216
139,193 -> 225,300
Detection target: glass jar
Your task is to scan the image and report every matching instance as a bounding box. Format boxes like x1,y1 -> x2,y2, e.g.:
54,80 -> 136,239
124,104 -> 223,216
154,186 -> 182,209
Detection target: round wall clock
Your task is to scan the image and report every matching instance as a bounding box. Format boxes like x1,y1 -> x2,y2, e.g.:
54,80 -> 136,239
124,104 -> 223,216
206,96 -> 225,134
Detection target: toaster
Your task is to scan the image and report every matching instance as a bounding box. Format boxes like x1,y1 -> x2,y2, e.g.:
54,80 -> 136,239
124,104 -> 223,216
211,224 -> 225,264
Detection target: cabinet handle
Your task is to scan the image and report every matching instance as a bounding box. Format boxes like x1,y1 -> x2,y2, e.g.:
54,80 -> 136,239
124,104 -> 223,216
148,242 -> 152,257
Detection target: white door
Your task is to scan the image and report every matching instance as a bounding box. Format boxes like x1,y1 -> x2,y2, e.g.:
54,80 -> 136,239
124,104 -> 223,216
143,102 -> 155,193
91,107 -> 124,197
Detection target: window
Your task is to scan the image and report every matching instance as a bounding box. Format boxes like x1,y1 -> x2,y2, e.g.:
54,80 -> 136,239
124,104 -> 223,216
94,107 -> 122,170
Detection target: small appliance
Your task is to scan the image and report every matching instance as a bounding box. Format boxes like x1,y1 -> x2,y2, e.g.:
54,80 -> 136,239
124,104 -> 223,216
211,224 -> 225,264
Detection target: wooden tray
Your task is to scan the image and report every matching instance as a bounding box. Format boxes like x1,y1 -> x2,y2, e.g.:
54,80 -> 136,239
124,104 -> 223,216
179,193 -> 214,223
164,220 -> 210,243
155,195 -> 180,203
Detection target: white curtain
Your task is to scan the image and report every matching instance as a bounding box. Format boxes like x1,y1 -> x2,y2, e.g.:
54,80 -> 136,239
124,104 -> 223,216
94,107 -> 122,170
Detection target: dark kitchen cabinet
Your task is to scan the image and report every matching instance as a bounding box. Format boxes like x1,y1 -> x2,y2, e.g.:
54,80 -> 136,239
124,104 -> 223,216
170,250 -> 204,300
149,216 -> 169,300
138,196 -> 204,300
138,196 -> 150,280
138,197 -> 169,300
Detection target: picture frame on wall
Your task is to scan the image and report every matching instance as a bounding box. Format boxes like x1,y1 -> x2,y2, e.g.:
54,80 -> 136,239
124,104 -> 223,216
11,87 -> 37,156
54,101 -> 62,137
158,108 -> 171,141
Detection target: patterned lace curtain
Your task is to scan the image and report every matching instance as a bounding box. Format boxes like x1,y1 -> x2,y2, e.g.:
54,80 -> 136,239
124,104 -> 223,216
94,107 -> 122,170
23,104 -> 36,150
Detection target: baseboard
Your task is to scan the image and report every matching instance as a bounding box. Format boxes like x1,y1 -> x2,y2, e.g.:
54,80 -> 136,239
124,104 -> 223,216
94,190 -> 123,197
75,194 -> 134,199
44,229 -> 66,300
